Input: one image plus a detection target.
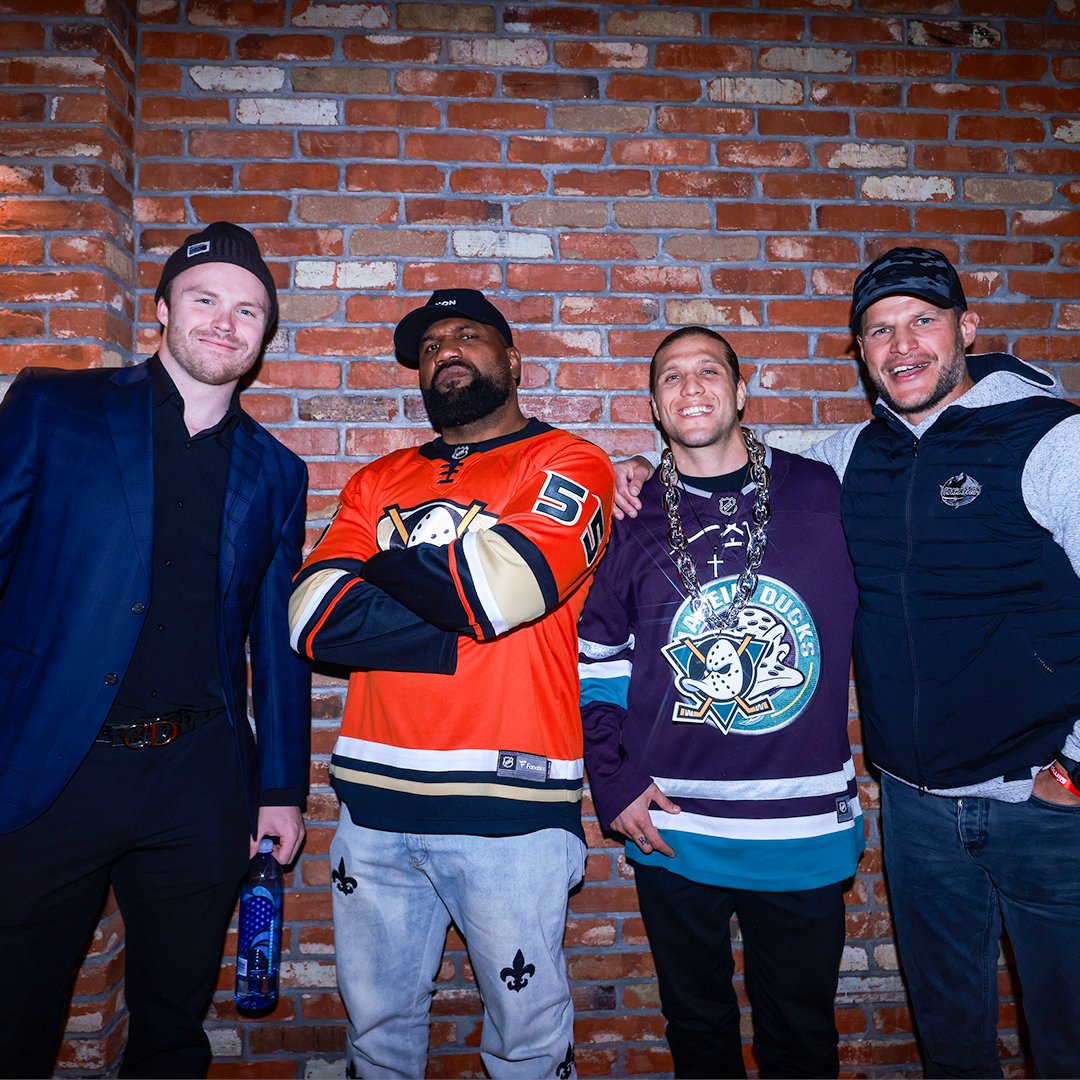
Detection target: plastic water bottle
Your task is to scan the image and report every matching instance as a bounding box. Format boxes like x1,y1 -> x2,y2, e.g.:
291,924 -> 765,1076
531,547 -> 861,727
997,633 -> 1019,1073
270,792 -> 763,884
235,836 -> 283,1011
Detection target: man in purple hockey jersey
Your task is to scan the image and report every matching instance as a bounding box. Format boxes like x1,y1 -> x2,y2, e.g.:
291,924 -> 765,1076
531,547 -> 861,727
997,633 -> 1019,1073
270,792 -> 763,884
578,327 -> 861,1079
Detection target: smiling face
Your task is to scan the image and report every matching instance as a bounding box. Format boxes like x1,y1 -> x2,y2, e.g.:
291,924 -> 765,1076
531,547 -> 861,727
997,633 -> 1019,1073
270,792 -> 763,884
650,332 -> 747,470
857,295 -> 980,425
417,317 -> 521,434
157,262 -> 270,389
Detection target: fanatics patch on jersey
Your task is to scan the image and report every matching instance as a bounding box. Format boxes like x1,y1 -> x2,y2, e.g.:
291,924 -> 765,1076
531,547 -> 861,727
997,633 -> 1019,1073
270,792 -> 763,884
939,472 -> 982,508
496,751 -> 551,783
661,575 -> 820,736
376,498 -> 498,550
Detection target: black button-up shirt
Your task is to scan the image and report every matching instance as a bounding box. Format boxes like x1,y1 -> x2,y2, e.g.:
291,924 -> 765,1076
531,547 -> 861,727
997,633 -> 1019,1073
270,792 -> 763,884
107,356 -> 241,721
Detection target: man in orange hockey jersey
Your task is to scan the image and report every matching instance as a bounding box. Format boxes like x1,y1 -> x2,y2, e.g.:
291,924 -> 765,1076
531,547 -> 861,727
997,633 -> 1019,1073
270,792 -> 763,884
289,290 -> 614,1079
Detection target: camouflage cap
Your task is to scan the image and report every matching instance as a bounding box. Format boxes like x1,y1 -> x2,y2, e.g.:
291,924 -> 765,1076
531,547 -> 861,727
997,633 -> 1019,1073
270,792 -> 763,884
850,246 -> 967,332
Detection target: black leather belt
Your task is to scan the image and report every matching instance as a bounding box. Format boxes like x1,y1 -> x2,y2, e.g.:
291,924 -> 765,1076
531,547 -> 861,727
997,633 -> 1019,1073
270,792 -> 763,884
95,707 -> 226,749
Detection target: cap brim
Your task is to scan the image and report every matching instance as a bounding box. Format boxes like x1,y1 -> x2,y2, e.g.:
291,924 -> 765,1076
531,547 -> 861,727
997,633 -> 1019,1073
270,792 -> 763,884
851,287 -> 960,332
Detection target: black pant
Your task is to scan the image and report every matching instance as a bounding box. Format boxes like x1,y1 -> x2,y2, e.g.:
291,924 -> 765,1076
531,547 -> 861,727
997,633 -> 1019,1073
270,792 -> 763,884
634,863 -> 846,1079
0,715 -> 250,1078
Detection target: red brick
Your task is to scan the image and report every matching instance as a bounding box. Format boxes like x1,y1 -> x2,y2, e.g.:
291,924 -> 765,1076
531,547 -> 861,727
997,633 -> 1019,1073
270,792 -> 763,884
811,81 -> 902,109
767,299 -> 850,328
141,30 -> 229,59
758,110 -> 850,137
504,5 -> 599,35
1007,85 -> 1080,113
0,93 -> 44,122
760,363 -> 859,392
761,173 -> 855,201
236,33 -> 334,60
140,162 -> 233,191
817,204 -> 910,233
857,49 -> 951,77
450,168 -> 546,196
611,266 -> 700,294
345,164 -> 443,194
1013,209 -> 1080,236
711,268 -> 807,295
402,262 -> 502,292
1015,149 -> 1080,175
1009,272 -> 1080,299
856,112 -> 950,140
554,41 -> 648,70
915,145 -> 1008,173
396,70 -> 496,99
0,310 -> 45,338
561,233 -> 657,261
556,360 -> 650,389
503,72 -> 599,101
708,12 -> 803,40
0,342 -> 104,374
401,200 -> 498,226
140,96 -> 230,124
508,136 -> 605,165
909,83 -> 1001,111
716,140 -> 810,168
337,31 -> 434,61
188,195 -> 291,223
555,169 -> 650,197
612,138 -> 709,166
406,134 -> 500,163
0,21 -> 44,48
717,204 -> 811,232
657,171 -> 753,199
606,74 -> 701,102
506,265 -> 605,292
344,99 -> 439,129
956,115 -> 1047,143
240,163 -> 339,191
0,166 -> 44,194
914,207 -> 1007,236
446,102 -> 547,130
809,15 -> 903,43
657,106 -> 753,135
967,240 -> 1053,266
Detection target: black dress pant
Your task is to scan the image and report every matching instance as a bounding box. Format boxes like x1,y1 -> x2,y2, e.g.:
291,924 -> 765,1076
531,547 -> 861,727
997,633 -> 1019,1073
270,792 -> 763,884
0,715 -> 250,1078
634,863 -> 847,1080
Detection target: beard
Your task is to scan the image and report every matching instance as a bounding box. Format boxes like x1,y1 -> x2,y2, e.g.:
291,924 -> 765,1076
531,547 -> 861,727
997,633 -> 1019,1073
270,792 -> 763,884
421,364 -> 513,433
165,319 -> 260,387
869,332 -> 969,420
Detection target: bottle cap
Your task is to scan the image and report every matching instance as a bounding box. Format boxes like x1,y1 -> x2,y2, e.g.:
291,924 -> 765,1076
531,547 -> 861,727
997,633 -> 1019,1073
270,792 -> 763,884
258,837 -> 274,854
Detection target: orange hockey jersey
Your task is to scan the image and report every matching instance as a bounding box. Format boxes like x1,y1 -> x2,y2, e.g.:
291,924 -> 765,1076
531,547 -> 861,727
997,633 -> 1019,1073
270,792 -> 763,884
290,418 -> 614,837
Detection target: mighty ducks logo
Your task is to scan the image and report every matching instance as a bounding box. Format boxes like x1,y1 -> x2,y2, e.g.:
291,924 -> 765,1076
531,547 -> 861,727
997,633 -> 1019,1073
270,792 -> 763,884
376,499 -> 498,550
661,575 -> 820,735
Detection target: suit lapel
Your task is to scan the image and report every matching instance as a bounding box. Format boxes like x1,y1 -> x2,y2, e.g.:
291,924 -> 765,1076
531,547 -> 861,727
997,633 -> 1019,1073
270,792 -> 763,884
105,364 -> 154,580
219,417 -> 263,595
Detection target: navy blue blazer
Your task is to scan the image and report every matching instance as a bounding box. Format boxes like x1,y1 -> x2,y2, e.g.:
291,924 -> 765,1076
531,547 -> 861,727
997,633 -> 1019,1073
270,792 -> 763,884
0,360 -> 311,834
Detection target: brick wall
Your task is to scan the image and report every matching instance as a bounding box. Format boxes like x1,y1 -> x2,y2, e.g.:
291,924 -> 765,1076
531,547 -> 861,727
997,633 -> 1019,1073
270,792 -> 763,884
2,1 -> 1078,1076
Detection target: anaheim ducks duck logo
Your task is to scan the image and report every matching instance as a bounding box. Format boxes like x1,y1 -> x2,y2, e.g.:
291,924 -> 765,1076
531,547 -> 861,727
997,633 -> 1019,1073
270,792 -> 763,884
661,575 -> 820,735
376,499 -> 498,550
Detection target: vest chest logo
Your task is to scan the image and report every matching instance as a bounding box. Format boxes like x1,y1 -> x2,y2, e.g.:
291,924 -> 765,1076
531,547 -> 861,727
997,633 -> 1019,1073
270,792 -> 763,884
661,575 -> 820,736
940,472 -> 983,508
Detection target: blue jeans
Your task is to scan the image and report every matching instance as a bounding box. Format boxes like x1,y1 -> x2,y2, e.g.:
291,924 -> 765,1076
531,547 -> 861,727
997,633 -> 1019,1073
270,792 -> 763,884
881,772 -> 1080,1078
331,812 -> 585,1079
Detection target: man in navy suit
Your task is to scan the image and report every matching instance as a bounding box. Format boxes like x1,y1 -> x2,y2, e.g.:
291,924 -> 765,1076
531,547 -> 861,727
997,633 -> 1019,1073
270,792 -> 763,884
0,222 -> 311,1077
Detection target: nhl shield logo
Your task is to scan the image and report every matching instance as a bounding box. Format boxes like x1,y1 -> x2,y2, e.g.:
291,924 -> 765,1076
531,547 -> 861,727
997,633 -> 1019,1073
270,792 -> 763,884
661,575 -> 820,735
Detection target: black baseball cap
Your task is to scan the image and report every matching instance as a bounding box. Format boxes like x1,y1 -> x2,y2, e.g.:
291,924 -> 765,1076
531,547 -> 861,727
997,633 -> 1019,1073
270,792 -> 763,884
393,289 -> 514,368
850,246 -> 967,332
155,221 -> 278,331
